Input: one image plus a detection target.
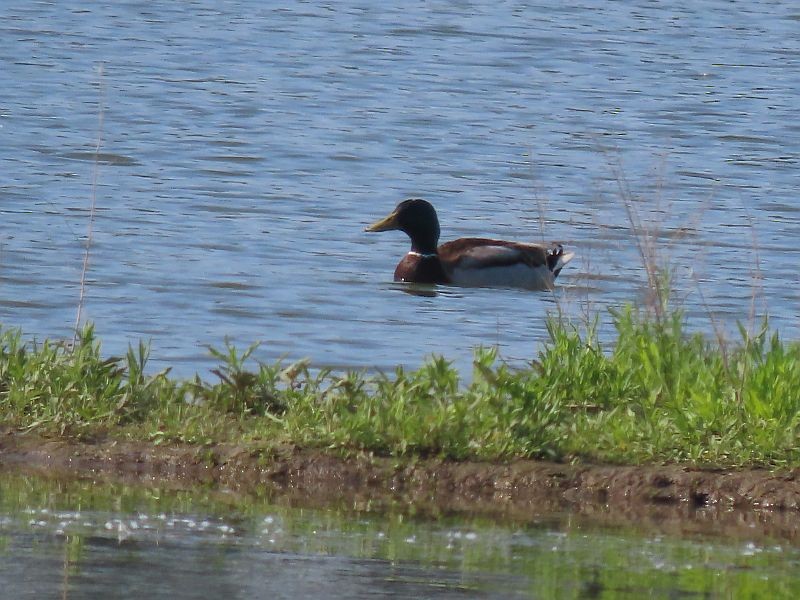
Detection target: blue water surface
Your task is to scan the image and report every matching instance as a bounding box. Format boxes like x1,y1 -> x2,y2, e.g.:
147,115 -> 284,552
1,1 -> 798,376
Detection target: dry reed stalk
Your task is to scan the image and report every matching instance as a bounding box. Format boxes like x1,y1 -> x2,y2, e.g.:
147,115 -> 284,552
73,64 -> 105,346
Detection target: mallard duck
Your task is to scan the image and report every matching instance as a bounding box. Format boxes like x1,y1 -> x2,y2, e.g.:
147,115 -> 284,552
365,199 -> 574,290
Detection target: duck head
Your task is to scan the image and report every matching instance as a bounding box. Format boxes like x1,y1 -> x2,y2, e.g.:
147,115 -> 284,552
365,199 -> 441,253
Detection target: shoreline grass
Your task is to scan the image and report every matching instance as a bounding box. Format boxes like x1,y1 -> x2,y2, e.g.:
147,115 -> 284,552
2,301 -> 799,469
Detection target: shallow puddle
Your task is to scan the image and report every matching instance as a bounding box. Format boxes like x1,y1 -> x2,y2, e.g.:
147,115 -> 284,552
1,473 -> 800,598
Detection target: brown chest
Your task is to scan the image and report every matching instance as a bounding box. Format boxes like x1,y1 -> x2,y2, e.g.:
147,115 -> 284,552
394,252 -> 449,284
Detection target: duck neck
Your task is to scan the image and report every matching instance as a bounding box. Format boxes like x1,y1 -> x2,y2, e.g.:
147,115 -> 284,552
408,222 -> 440,255
410,238 -> 438,256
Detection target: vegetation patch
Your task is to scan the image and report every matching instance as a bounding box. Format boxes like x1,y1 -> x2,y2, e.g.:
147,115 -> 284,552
2,302 -> 799,469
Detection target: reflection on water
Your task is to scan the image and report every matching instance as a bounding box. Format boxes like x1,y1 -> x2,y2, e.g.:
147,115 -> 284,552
2,473 -> 800,598
1,1 -> 799,377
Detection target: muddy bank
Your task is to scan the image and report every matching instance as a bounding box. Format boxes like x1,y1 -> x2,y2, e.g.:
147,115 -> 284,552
3,428 -> 800,539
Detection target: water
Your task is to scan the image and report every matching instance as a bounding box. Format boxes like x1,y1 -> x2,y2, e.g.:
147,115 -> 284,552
1,1 -> 799,377
2,472 -> 800,599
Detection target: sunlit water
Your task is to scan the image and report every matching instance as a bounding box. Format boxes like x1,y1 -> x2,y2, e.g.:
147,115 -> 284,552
2,473 -> 800,599
1,1 -> 799,377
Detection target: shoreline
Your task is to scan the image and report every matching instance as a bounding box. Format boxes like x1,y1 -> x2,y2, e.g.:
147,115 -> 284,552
4,429 -> 800,540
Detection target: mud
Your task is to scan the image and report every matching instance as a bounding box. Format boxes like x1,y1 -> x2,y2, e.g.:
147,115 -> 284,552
3,427 -> 800,540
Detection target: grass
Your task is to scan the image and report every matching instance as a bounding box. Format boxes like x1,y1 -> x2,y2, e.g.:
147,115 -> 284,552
1,301 -> 799,468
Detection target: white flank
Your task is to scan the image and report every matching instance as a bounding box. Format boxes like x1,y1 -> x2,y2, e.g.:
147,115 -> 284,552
450,263 -> 555,291
446,245 -> 574,291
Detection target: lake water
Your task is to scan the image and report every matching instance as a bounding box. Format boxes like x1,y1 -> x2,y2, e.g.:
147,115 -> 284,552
1,1 -> 798,377
2,472 -> 800,599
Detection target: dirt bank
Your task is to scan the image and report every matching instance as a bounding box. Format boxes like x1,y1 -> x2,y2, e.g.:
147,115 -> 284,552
3,428 -> 800,539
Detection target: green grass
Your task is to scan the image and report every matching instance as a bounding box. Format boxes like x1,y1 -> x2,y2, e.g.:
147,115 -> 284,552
1,306 -> 800,468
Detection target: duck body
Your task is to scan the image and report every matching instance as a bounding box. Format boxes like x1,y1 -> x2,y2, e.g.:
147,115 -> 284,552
366,199 -> 573,291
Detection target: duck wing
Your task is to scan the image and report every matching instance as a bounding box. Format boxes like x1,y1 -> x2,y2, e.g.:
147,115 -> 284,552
438,238 -> 549,268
